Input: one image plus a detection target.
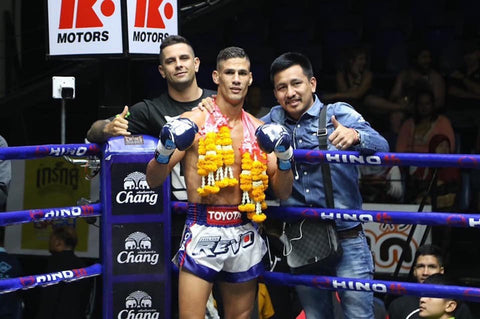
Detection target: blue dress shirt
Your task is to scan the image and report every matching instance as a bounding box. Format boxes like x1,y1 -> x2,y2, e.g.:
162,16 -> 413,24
261,95 -> 389,231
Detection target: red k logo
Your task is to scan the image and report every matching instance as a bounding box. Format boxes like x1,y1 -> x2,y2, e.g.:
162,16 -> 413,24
59,0 -> 116,29
134,0 -> 174,28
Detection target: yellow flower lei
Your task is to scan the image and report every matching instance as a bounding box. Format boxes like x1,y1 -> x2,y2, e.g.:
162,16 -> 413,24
238,151 -> 268,223
196,106 -> 269,223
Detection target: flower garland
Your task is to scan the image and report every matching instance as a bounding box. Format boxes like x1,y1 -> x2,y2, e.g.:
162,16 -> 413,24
238,150 -> 268,222
196,101 -> 269,223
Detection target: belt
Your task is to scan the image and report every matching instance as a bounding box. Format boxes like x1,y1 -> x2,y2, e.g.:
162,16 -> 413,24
337,224 -> 363,240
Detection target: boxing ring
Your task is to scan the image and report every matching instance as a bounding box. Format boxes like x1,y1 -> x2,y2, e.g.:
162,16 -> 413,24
1,135 -> 480,318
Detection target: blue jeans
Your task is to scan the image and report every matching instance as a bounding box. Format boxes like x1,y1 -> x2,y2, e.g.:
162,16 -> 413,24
295,231 -> 375,319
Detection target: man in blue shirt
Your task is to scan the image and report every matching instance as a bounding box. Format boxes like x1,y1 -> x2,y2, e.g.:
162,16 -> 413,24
262,52 -> 389,318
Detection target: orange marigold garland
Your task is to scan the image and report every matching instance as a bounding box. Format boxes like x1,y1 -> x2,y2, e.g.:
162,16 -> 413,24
196,101 -> 269,223
239,150 -> 268,223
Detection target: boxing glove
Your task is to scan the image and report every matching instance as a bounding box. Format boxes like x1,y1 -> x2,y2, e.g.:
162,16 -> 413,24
155,118 -> 198,164
255,123 -> 293,170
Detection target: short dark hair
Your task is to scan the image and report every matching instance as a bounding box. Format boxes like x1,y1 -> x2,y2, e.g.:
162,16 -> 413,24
51,226 -> 78,250
216,46 -> 250,70
415,244 -> 444,267
270,52 -> 314,83
423,273 -> 459,305
159,35 -> 194,63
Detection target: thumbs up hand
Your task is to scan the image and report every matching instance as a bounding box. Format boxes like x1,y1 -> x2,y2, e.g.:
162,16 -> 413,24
328,115 -> 360,150
104,105 -> 131,137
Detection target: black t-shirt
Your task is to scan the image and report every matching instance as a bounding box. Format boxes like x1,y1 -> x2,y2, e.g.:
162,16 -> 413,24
120,89 -> 216,202
126,89 -> 216,137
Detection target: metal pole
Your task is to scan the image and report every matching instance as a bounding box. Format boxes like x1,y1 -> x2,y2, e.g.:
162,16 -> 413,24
61,99 -> 66,144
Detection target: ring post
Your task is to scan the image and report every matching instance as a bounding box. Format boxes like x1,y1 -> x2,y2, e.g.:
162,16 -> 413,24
100,135 -> 171,319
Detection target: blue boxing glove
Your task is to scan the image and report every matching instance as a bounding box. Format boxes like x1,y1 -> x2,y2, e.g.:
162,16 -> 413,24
155,118 -> 198,164
255,123 -> 293,170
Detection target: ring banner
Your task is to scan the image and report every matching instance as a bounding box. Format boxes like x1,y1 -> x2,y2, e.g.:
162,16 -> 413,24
263,272 -> 480,303
0,204 -> 101,226
101,136 -> 171,319
293,150 -> 480,168
0,263 -> 101,294
0,143 -> 100,160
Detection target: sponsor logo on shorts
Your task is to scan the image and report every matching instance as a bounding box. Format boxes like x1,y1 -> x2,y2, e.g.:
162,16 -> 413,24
117,290 -> 160,319
115,171 -> 158,206
206,207 -> 242,225
116,231 -> 159,265
192,231 -> 254,257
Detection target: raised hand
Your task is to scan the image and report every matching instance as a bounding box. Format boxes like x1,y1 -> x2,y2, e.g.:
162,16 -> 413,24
155,118 -> 198,164
255,123 -> 293,170
105,105 -> 131,137
328,115 -> 360,150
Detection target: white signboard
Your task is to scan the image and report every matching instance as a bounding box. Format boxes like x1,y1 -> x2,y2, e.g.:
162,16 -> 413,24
47,0 -> 123,56
363,203 -> 432,274
126,0 -> 178,54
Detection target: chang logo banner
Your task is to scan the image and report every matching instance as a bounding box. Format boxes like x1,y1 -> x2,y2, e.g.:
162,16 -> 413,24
113,283 -> 166,319
116,231 -> 160,266
111,164 -> 163,215
47,0 -> 123,55
117,290 -> 161,319
112,223 -> 165,275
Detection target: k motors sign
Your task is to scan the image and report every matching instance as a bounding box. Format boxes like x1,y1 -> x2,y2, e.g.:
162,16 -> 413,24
47,0 -> 178,56
47,0 -> 124,55
126,0 -> 178,54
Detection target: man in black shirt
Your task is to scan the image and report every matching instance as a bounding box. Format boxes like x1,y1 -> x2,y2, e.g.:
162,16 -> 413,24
87,35 -> 215,144
87,35 -> 215,200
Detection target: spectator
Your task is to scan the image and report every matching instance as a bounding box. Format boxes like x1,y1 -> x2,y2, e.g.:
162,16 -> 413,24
388,244 -> 472,319
447,41 -> 480,105
364,45 -> 446,147
35,226 -> 92,319
321,46 -> 373,112
446,40 -> 480,153
395,88 -> 457,207
418,274 -> 460,319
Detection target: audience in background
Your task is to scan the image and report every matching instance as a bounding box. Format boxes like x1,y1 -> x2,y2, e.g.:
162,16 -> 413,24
35,226 -> 92,319
364,45 -> 446,148
447,41 -> 480,106
388,244 -> 473,319
446,40 -> 480,154
321,46 -> 373,112
395,88 -> 457,208
418,274 -> 460,319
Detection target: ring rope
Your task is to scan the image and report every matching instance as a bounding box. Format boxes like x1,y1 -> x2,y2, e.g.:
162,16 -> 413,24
293,149 -> 480,168
0,203 -> 101,227
172,201 -> 480,229
1,145 -> 479,168
0,143 -> 100,160
263,272 -> 480,303
0,264 -> 102,295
